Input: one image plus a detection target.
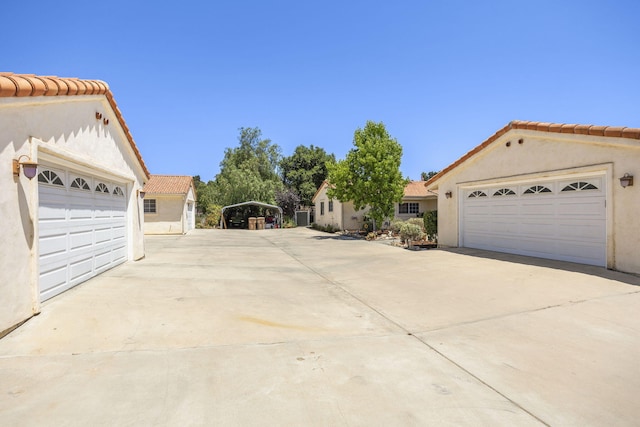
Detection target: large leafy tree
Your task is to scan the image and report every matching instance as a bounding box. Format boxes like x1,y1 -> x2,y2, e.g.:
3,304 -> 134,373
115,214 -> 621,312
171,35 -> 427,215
212,127 -> 283,206
421,170 -> 439,181
327,121 -> 407,229
193,175 -> 215,214
280,145 -> 335,206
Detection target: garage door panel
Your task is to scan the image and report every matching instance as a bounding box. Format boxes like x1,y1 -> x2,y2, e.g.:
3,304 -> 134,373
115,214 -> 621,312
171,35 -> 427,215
557,200 -> 603,217
39,266 -> 67,299
38,165 -> 129,301
69,230 -> 93,250
39,233 -> 67,259
462,176 -> 606,267
95,251 -> 112,271
112,247 -> 126,263
39,204 -> 66,222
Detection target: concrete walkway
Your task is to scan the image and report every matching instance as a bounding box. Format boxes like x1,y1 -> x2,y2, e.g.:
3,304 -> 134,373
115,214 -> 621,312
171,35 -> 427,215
1,228 -> 639,426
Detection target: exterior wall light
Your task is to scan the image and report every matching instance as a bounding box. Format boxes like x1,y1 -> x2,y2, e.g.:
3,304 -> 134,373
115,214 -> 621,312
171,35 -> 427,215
137,190 -> 146,199
445,191 -> 453,199
619,173 -> 634,188
13,155 -> 38,179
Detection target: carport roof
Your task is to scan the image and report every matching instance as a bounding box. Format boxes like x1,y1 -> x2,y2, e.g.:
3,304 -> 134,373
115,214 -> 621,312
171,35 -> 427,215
425,120 -> 640,189
0,72 -> 150,179
221,201 -> 283,213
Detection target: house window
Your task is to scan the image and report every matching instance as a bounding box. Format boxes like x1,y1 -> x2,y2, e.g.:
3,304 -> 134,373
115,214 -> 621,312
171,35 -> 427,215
328,200 -> 334,212
320,201 -> 325,215
523,185 -> 552,195
113,186 -> 124,196
144,199 -> 157,213
399,203 -> 419,214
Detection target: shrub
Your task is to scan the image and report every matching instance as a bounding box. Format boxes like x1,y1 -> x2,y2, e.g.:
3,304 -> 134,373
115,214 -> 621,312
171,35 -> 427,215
283,218 -> 297,228
399,222 -> 425,243
390,219 -> 405,234
423,210 -> 437,241
407,217 -> 425,231
366,232 -> 377,241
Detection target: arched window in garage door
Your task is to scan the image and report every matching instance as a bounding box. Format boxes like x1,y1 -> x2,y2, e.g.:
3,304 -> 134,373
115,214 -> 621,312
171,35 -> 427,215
38,170 -> 64,186
523,185 -> 552,195
95,183 -> 110,193
561,182 -> 598,192
70,177 -> 90,191
493,188 -> 516,196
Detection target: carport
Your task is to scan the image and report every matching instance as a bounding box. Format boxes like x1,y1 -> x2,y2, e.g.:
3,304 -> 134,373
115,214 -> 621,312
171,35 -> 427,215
220,201 -> 283,229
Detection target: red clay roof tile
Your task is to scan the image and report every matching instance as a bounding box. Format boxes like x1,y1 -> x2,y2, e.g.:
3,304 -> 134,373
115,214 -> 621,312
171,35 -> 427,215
404,181 -> 431,198
425,120 -> 640,188
143,175 -> 195,196
0,72 -> 149,178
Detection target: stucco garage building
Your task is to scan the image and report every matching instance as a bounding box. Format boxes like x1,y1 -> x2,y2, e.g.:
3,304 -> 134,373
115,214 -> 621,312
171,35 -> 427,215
426,120 -> 639,275
1,73 -> 149,335
143,175 -> 196,234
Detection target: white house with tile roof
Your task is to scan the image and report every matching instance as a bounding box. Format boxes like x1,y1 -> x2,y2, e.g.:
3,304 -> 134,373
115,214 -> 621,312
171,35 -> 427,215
394,180 -> 437,220
425,120 -> 640,275
312,180 -> 436,230
0,72 -> 150,336
143,175 -> 196,234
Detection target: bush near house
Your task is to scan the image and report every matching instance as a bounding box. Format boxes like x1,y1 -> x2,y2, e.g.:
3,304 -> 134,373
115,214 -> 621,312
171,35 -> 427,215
423,210 -> 437,241
399,222 -> 425,243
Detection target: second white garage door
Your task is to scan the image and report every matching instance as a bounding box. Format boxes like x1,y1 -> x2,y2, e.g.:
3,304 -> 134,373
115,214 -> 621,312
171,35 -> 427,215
38,165 -> 129,301
461,174 -> 606,266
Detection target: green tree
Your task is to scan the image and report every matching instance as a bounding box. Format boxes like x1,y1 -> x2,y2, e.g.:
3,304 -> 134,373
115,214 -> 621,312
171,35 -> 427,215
193,175 -> 215,214
212,127 -> 283,206
327,121 -> 407,229
280,145 -> 335,206
421,171 -> 439,181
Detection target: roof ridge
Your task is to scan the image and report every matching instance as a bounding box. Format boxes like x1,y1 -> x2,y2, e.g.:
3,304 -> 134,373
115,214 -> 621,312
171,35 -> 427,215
425,120 -> 640,187
0,72 -> 148,178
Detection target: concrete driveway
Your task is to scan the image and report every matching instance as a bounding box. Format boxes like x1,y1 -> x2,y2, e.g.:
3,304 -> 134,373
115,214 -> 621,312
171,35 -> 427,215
1,228 -> 639,426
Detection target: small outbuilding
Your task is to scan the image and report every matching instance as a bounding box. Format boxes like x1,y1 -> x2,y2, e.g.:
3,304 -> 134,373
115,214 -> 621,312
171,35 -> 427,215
143,175 -> 196,235
0,73 -> 150,335
425,120 -> 640,275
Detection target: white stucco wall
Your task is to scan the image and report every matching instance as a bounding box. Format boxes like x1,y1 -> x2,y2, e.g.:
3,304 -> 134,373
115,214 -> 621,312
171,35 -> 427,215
0,96 -> 147,334
430,130 -> 640,274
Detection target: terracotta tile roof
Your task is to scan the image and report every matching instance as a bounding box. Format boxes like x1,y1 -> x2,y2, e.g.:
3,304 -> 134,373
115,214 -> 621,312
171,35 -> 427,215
0,72 -> 150,179
404,180 -> 431,198
425,120 -> 640,188
144,175 -> 195,196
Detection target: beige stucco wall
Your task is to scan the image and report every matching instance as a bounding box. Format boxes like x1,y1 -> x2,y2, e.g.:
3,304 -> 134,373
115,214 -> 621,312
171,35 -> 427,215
430,130 -> 639,274
313,184 -> 368,230
394,198 -> 437,221
0,96 -> 147,334
145,193 -> 187,235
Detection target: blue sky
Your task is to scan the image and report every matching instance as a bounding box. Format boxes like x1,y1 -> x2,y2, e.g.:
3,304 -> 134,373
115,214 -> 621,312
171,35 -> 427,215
5,1 -> 639,182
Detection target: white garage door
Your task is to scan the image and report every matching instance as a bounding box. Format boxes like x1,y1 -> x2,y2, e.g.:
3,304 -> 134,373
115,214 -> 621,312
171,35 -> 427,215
38,166 -> 128,301
461,175 -> 606,266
